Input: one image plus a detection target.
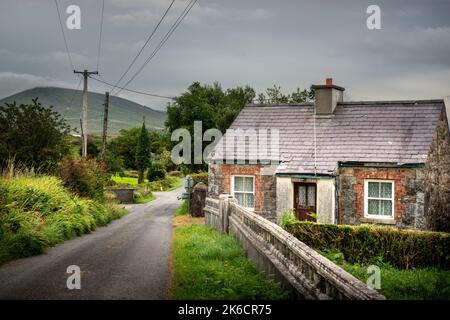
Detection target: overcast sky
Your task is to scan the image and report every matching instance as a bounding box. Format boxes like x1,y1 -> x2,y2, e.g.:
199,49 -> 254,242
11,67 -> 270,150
0,0 -> 449,110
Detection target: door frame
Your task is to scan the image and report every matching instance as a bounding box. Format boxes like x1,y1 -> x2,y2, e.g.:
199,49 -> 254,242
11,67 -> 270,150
293,182 -> 317,221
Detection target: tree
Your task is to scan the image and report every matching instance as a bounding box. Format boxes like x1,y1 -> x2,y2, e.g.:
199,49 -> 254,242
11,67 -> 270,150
166,82 -> 255,134
135,121 -> 150,184
165,82 -> 255,172
214,86 -> 255,132
147,161 -> 166,181
108,127 -> 170,172
257,85 -> 314,104
108,127 -> 141,170
0,98 -> 71,170
265,85 -> 289,103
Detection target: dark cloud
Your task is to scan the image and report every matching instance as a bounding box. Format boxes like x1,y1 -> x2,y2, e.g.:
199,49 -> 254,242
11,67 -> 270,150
0,0 -> 449,110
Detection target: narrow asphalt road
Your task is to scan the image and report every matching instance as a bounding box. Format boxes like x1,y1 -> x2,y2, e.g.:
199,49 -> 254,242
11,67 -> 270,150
0,188 -> 182,300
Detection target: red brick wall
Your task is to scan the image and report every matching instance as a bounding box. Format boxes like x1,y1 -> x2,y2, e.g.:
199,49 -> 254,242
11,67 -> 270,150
352,168 -> 406,221
220,164 -> 263,213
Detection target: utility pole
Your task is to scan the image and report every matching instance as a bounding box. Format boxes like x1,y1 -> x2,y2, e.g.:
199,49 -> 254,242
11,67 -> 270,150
74,69 -> 98,158
79,118 -> 84,155
101,91 -> 109,162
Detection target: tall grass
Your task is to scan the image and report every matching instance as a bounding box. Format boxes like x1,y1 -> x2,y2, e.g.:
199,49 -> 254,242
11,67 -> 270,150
175,200 -> 189,216
171,223 -> 289,300
0,176 -> 126,263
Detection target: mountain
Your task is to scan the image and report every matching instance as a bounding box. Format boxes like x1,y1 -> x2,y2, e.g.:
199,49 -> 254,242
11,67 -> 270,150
0,87 -> 167,136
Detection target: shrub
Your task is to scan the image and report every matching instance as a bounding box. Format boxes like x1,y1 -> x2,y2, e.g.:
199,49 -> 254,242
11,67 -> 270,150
190,172 -> 208,186
168,170 -> 182,177
147,161 -> 166,181
58,158 -> 108,200
148,176 -> 180,192
124,170 -> 139,178
286,221 -> 450,269
0,176 -> 126,263
133,189 -> 155,204
279,209 -> 296,230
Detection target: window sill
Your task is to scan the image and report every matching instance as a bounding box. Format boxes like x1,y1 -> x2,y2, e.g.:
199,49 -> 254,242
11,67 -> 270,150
360,217 -> 396,225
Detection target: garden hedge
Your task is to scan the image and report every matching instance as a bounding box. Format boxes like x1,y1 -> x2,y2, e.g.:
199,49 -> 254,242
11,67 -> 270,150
190,172 -> 208,186
285,221 -> 450,269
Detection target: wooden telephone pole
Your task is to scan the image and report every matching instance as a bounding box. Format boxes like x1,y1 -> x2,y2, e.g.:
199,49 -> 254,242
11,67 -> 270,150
74,69 -> 98,158
101,91 -> 109,162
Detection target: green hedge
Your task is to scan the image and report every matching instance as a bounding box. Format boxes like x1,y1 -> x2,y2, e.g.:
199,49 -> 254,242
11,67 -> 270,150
190,172 -> 208,186
147,175 -> 180,192
285,221 -> 450,269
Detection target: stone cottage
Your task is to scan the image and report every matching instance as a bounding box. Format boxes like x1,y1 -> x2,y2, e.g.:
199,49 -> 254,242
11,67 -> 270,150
207,79 -> 450,230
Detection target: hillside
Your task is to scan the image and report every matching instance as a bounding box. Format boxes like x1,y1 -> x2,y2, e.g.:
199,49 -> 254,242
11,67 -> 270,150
0,87 -> 167,136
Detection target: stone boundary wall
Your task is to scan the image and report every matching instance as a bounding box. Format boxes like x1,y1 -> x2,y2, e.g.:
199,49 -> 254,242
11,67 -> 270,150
204,195 -> 385,300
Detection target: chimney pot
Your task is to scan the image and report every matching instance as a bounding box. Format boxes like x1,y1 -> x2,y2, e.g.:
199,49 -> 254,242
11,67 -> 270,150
326,78 -> 333,85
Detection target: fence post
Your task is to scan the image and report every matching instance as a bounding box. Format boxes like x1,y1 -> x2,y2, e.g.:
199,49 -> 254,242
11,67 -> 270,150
219,194 -> 234,234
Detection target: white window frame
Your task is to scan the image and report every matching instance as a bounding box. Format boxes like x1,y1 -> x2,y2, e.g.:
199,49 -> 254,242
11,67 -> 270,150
364,179 -> 395,220
231,175 -> 255,211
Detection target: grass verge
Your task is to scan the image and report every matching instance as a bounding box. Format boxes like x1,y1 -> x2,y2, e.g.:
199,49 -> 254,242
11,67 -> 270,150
170,214 -> 289,300
321,249 -> 450,300
0,176 -> 127,264
175,200 -> 189,216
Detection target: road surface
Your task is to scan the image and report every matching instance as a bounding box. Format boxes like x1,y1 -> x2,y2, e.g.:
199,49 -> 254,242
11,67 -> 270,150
0,189 -> 181,300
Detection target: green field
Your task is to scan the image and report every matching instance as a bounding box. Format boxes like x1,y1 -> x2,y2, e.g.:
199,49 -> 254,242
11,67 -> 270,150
112,175 -> 183,192
111,176 -> 147,187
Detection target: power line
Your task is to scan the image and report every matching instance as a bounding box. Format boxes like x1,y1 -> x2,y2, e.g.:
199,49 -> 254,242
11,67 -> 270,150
116,0 -> 197,95
115,0 -> 197,96
96,0 -> 105,72
89,75 -> 175,100
54,0 -> 75,71
69,75 -> 83,108
111,0 -> 176,94
61,75 -> 83,119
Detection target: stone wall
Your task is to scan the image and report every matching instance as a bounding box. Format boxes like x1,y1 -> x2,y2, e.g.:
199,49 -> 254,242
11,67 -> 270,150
204,195 -> 385,300
338,166 -> 425,229
424,108 -> 450,232
208,163 -> 224,197
208,163 -> 277,221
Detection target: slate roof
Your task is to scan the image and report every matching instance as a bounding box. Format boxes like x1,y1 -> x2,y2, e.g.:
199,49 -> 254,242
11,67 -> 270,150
209,100 -> 444,175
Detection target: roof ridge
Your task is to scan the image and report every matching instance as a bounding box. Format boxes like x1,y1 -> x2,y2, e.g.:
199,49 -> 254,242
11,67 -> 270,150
245,99 -> 444,108
246,103 -> 314,107
340,99 -> 444,105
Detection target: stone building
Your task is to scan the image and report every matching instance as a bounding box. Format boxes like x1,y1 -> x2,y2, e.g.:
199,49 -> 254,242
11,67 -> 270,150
207,79 -> 450,230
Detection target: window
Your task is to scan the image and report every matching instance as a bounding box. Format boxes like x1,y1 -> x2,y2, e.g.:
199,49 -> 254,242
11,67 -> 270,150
231,175 -> 255,209
364,180 -> 394,219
